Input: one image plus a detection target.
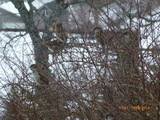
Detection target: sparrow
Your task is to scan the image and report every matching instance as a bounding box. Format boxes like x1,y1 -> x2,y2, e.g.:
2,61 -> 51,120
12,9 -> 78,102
93,27 -> 107,52
49,22 -> 68,43
43,39 -> 64,52
105,113 -> 114,120
93,27 -> 106,45
30,64 -> 49,85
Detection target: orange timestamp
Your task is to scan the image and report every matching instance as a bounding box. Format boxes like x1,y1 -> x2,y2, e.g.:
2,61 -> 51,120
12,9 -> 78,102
119,106 -> 151,110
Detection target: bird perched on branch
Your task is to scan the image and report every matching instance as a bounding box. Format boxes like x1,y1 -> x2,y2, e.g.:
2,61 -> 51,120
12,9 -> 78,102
93,27 -> 107,52
93,27 -> 106,45
49,22 -> 68,43
30,64 -> 49,85
43,39 -> 64,53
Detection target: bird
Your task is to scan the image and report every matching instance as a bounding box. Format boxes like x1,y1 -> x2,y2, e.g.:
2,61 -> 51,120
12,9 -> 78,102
49,22 -> 68,43
43,39 -> 64,53
93,27 -> 107,52
93,27 -> 106,45
105,113 -> 114,120
30,64 -> 49,85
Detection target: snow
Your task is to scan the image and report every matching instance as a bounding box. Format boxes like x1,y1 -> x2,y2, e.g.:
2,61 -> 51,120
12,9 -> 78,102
0,2 -> 19,14
0,0 -> 54,15
0,32 -> 33,96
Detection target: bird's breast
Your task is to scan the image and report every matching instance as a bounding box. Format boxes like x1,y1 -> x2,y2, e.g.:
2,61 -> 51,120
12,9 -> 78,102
33,71 -> 40,83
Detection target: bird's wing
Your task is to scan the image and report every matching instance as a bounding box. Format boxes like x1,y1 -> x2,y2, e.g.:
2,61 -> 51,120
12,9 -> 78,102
56,26 -> 68,42
38,72 -> 49,85
96,30 -> 106,45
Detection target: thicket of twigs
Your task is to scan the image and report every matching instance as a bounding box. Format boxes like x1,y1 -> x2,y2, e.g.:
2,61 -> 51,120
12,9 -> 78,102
0,0 -> 160,120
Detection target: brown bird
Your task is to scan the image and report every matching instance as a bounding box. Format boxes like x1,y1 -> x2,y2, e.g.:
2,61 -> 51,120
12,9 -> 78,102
49,22 -> 68,43
30,64 -> 49,85
43,39 -> 64,53
93,27 -> 107,51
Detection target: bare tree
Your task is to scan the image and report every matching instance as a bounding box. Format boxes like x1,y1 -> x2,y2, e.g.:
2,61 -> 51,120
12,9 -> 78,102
0,0 -> 160,120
